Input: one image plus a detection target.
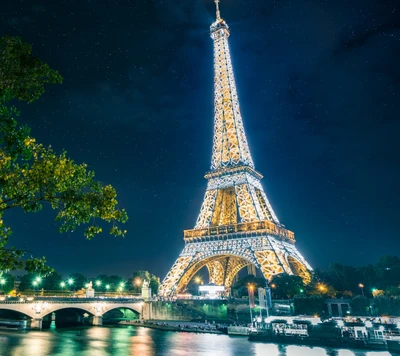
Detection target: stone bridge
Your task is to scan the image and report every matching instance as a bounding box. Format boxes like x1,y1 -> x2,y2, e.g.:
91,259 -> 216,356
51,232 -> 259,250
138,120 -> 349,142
0,297 -> 147,329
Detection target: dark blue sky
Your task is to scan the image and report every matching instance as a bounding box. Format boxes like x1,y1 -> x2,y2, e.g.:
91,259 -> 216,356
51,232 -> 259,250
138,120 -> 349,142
1,0 -> 399,278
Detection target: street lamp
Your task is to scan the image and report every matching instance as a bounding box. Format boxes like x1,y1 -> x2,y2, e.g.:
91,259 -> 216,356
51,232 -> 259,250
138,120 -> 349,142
60,281 -> 66,293
32,280 -> 39,295
105,284 -> 110,291
359,283 -> 365,296
67,278 -> 74,294
134,278 -> 142,293
96,280 -> 101,287
247,284 -> 254,325
118,282 -> 125,296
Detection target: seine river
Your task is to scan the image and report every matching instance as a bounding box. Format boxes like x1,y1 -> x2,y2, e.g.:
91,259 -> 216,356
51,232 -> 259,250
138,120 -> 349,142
0,326 -> 391,356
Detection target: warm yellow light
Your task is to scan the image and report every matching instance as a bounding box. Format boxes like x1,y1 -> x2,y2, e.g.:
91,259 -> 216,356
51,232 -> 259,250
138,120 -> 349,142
270,284 -> 276,289
359,283 -> 364,288
195,277 -> 201,284
134,278 -> 142,286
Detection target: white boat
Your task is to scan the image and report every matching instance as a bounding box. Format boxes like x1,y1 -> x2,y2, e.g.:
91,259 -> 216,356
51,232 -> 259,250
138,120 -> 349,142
227,326 -> 250,336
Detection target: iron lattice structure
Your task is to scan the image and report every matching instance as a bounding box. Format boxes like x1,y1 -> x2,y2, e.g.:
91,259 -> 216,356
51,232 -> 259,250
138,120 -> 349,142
159,1 -> 312,297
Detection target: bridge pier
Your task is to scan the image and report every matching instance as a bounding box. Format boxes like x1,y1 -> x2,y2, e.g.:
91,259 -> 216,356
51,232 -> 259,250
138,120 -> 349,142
142,302 -> 152,320
30,318 -> 43,330
90,315 -> 103,326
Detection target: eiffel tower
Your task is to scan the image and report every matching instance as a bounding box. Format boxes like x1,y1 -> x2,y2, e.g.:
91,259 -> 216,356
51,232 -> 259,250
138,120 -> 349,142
159,1 -> 312,297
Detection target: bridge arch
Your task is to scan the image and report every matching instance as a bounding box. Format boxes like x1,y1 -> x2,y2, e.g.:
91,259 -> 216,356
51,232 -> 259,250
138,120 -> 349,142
0,308 -> 33,320
100,303 -> 142,317
0,301 -> 144,321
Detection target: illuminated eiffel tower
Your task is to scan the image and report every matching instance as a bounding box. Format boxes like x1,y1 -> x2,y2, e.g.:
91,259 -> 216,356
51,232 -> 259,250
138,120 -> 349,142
159,1 -> 312,297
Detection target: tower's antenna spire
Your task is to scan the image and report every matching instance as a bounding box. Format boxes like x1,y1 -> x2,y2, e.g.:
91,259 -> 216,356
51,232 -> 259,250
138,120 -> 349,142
215,0 -> 221,21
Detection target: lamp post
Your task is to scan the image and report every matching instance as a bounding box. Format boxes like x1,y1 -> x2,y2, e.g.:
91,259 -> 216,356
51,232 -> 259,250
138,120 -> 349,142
96,280 -> 101,294
359,283 -> 365,296
134,278 -> 142,294
119,282 -> 125,296
68,278 -> 74,295
33,277 -> 42,296
60,281 -> 65,295
0,278 -> 5,293
248,284 -> 254,327
32,281 -> 38,296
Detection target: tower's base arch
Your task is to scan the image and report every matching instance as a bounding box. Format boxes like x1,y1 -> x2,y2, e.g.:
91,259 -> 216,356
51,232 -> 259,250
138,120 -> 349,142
159,235 -> 312,297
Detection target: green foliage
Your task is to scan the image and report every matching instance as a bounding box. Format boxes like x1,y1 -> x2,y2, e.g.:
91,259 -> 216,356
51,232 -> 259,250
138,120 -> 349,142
0,272 -> 15,294
374,296 -> 400,316
149,276 -> 161,295
350,296 -> 370,316
270,273 -> 305,299
68,273 -> 87,291
42,272 -> 63,291
127,270 -> 161,294
231,275 -> 266,298
293,296 -> 325,316
0,36 -> 62,103
305,257 -> 400,299
0,36 -> 128,274
17,273 -> 36,291
326,263 -> 359,295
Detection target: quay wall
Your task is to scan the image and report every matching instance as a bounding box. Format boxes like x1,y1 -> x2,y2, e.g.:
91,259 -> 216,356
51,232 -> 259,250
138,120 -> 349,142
148,299 -> 293,322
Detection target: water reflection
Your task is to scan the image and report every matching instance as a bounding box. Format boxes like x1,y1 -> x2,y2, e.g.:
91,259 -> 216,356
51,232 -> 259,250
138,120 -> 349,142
0,326 -> 392,356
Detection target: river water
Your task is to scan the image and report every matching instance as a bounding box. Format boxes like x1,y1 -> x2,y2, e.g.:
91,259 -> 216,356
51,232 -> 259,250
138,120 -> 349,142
0,326 -> 391,356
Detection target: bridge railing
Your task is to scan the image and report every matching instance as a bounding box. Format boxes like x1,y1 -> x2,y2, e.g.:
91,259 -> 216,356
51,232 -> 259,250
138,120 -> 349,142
0,297 -> 144,304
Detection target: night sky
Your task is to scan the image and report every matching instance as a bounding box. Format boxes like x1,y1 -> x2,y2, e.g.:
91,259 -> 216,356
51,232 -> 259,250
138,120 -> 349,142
1,0 -> 399,278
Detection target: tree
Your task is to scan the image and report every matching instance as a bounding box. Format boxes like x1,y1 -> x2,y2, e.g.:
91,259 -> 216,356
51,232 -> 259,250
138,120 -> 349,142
374,296 -> 400,316
94,274 -> 110,292
270,274 -> 305,299
375,256 -> 400,288
18,273 -> 36,291
149,275 -> 161,295
0,272 -> 15,294
350,296 -> 370,316
107,275 -> 124,292
0,36 -> 128,275
327,263 -> 359,295
68,273 -> 87,291
231,275 -> 266,298
127,271 -> 160,294
42,272 -> 63,291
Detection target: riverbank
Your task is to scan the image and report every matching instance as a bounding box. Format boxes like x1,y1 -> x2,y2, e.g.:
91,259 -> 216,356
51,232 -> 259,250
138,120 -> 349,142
119,320 -> 226,334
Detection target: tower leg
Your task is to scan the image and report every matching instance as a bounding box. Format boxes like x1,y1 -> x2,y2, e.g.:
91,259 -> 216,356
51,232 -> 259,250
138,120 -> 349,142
159,256 -> 192,297
254,250 -> 288,280
206,260 -> 225,285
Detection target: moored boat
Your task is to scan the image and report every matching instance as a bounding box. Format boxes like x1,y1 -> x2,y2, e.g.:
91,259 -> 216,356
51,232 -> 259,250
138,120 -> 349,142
248,316 -> 388,351
227,326 -> 250,336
